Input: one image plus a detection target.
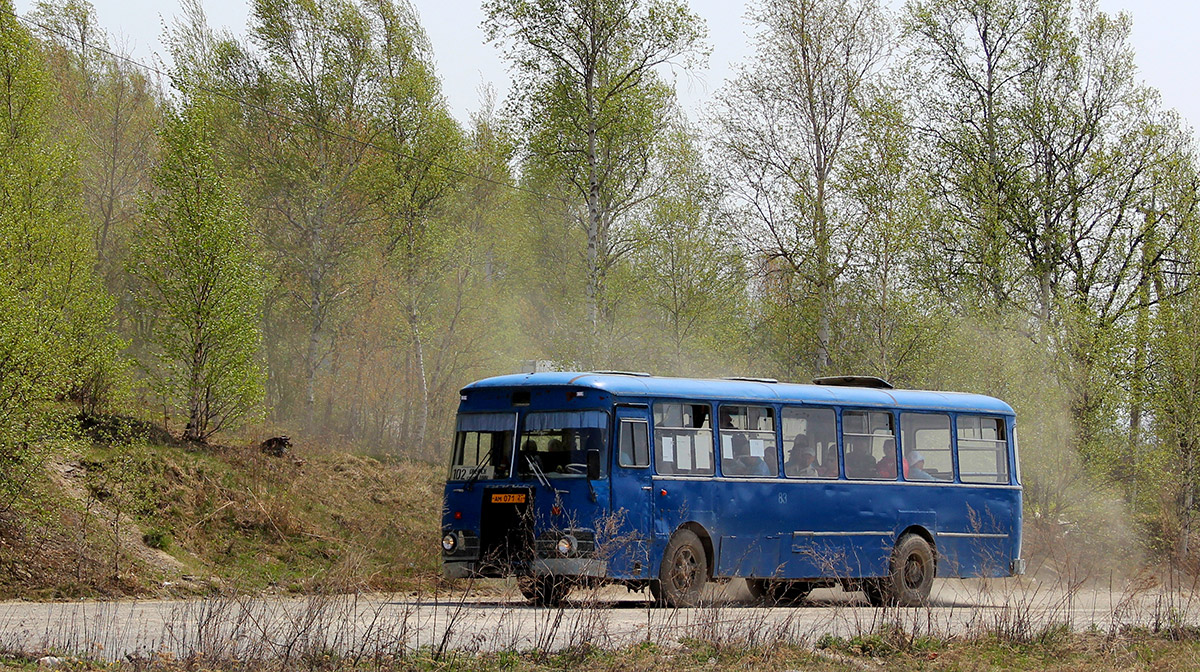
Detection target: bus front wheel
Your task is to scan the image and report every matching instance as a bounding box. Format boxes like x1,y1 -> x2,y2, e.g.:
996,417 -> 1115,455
519,575 -> 571,607
652,529 -> 708,607
867,534 -> 935,607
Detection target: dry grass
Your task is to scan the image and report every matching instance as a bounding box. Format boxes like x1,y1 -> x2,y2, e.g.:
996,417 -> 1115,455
0,413 -> 446,599
3,631 -> 1200,672
5,527 -> 1200,671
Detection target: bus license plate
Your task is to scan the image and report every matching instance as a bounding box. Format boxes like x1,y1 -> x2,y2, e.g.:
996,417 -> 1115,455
491,493 -> 526,504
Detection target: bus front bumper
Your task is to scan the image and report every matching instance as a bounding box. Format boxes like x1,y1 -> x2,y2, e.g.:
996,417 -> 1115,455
443,558 -> 608,580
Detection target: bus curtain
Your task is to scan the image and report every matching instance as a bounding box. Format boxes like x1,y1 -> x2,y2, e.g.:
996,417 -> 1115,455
524,411 -> 608,430
456,413 -> 516,432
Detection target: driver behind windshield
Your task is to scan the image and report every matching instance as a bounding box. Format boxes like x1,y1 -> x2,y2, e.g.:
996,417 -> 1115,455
520,428 -> 601,475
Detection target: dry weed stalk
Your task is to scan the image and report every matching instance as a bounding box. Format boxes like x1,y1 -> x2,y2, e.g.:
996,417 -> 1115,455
10,517 -> 1200,664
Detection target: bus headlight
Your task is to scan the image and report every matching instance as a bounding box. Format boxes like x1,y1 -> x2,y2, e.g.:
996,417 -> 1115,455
442,533 -> 458,553
556,535 -> 577,556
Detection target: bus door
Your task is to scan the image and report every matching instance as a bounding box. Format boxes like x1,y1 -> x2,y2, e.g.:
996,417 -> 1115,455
609,406 -> 654,579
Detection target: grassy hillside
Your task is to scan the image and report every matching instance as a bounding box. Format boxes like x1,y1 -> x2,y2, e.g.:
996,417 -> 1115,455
0,413 -> 445,599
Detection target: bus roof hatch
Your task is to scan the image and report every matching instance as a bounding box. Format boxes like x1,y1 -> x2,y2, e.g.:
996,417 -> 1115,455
812,375 -> 895,389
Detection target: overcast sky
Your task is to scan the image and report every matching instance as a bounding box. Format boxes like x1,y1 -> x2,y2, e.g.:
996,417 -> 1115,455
12,0 -> 1200,135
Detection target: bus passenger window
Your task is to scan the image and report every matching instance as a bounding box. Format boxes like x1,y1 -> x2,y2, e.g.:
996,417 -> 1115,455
653,403 -> 715,476
718,405 -> 777,477
619,420 -> 650,467
781,407 -> 837,478
842,410 -> 895,480
900,413 -> 953,481
957,416 -> 1009,483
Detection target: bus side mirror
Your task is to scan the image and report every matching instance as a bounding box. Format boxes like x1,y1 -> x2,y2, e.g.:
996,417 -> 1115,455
587,449 -> 601,480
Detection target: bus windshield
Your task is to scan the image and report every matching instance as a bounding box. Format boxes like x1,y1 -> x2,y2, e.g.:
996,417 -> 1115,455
517,410 -> 608,478
448,413 -> 515,481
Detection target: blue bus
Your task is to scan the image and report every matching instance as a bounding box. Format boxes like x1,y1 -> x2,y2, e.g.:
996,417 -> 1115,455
441,372 -> 1024,607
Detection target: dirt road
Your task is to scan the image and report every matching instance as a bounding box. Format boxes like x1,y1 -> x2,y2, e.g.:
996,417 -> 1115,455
0,579 -> 1192,660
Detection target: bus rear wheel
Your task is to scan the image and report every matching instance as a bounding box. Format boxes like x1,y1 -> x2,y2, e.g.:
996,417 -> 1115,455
866,534 -> 935,607
746,578 -> 812,605
652,529 -> 708,607
518,575 -> 571,607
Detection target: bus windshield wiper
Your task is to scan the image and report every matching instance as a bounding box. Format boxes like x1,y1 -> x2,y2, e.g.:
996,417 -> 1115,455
464,451 -> 493,490
525,454 -> 551,489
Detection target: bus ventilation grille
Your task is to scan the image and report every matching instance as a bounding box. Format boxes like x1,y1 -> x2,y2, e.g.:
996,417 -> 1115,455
721,376 -> 779,384
812,375 -> 894,389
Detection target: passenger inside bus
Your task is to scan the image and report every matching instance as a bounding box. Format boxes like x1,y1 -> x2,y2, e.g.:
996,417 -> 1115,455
521,439 -> 541,471
844,438 -> 877,479
819,444 -> 839,477
785,437 -> 819,477
906,451 -> 935,480
543,438 -> 567,472
725,433 -> 770,476
876,439 -> 898,478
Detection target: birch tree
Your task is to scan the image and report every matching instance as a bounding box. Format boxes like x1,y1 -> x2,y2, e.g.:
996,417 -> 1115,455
904,0 -> 1029,310
484,0 -> 706,363
240,0 -> 378,431
131,103 -> 265,442
712,0 -> 889,375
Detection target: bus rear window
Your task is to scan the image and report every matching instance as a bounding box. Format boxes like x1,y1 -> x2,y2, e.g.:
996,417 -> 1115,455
654,403 -> 714,476
449,413 -> 515,481
957,416 -> 1009,484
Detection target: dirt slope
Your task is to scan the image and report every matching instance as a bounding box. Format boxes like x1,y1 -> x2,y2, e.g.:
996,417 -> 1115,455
0,414 -> 445,599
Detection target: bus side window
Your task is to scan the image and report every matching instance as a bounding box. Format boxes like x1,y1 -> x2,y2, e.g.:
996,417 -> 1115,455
843,410 -> 894,480
781,407 -> 837,478
654,402 -> 715,476
957,416 -> 1009,483
900,413 -> 953,481
718,405 -> 777,477
619,420 -> 650,468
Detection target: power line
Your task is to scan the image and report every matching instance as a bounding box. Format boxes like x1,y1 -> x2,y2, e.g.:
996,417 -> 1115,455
2,5 -> 562,203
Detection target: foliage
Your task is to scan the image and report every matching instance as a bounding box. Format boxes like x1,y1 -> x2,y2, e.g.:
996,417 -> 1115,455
711,0 -> 891,376
486,0 -> 708,362
5,0 -> 1200,568
626,125 -> 748,375
0,0 -> 122,507
130,101 -> 266,442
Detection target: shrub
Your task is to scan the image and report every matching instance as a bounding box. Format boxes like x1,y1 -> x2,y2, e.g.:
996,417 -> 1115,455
142,527 -> 172,551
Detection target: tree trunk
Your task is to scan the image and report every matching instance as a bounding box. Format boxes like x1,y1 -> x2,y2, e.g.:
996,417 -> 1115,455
409,301 -> 429,454
305,287 -> 321,433
1182,449 -> 1195,559
585,111 -> 602,363
186,341 -> 204,441
814,173 -> 832,374
1128,222 -> 1153,501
